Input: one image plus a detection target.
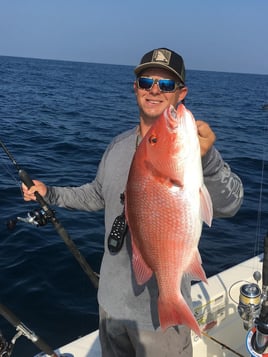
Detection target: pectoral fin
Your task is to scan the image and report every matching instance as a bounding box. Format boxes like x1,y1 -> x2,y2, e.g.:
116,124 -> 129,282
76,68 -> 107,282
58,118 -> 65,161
200,184 -> 213,226
131,238 -> 153,285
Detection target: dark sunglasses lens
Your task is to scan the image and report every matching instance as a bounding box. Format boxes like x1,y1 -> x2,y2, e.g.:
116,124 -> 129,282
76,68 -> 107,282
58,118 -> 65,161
158,79 -> 176,92
138,77 -> 154,89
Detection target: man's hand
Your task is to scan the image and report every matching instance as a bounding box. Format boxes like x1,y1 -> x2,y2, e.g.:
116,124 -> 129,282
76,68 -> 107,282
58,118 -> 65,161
22,180 -> 47,201
196,120 -> 216,156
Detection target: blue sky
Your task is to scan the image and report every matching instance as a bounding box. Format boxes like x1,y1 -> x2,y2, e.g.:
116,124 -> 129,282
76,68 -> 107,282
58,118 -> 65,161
1,0 -> 267,75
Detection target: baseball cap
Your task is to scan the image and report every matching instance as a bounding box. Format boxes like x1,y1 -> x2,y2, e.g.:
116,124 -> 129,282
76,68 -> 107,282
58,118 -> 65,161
134,48 -> 185,84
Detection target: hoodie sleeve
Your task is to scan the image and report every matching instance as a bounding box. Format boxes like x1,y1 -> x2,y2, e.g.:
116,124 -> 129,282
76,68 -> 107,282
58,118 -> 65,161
44,149 -> 107,212
202,146 -> 244,218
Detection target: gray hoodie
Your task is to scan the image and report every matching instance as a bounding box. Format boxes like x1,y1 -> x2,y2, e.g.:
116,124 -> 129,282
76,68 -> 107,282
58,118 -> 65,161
45,126 -> 243,330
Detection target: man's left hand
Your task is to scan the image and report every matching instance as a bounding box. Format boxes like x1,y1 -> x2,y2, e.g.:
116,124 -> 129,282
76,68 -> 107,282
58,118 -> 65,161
196,120 -> 216,156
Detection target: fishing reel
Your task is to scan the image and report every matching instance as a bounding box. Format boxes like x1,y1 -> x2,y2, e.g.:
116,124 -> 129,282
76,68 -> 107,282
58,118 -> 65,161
7,208 -> 54,230
237,234 -> 268,355
238,280 -> 262,330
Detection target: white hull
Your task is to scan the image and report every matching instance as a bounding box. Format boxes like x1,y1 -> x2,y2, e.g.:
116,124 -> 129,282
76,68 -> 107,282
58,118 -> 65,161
35,254 -> 263,357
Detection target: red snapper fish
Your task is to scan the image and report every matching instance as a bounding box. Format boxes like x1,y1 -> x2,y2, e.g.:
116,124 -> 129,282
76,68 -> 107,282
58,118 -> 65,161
125,104 -> 213,336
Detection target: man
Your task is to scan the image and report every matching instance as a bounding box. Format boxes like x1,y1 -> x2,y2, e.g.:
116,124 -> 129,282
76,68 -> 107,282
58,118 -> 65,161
23,48 -> 243,356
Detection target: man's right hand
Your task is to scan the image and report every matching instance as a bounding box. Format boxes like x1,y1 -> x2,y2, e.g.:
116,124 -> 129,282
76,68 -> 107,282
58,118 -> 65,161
22,180 -> 47,201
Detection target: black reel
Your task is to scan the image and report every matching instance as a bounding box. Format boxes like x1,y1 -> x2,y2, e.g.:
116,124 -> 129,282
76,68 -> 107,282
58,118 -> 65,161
7,208 -> 54,230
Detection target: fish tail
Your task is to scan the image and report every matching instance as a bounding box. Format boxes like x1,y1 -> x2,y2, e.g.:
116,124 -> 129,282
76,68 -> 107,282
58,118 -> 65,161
158,294 -> 201,336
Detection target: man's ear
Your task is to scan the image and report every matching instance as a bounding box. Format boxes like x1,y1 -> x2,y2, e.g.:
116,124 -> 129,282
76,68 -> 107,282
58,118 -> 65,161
178,86 -> 188,102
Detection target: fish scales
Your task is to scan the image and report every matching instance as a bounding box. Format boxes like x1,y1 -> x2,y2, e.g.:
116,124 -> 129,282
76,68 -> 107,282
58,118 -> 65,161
125,104 -> 213,336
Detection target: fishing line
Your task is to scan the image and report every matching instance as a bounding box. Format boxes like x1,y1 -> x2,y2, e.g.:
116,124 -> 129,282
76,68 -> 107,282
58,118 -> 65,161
201,331 -> 246,357
0,151 -> 21,189
253,112 -> 268,268
0,139 -> 99,289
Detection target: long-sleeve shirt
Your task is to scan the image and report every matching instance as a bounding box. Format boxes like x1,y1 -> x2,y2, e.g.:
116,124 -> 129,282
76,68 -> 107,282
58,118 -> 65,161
45,126 -> 244,330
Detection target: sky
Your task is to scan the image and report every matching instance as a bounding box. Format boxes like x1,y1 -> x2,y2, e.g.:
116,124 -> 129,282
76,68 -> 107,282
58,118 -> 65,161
1,0 -> 268,75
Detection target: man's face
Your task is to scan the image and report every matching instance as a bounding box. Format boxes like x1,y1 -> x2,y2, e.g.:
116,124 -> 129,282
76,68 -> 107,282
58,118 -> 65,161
134,67 -> 187,126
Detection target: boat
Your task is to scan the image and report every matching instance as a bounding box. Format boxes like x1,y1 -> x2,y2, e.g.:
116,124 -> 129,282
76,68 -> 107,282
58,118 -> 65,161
33,253 -> 265,357
1,140 -> 267,357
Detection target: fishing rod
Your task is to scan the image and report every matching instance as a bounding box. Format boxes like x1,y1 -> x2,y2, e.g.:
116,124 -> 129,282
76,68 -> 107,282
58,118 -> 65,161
0,139 -> 99,289
0,302 -> 61,357
237,232 -> 268,356
247,232 -> 268,356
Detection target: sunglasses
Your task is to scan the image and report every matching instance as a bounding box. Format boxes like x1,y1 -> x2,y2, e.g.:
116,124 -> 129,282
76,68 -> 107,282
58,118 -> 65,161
136,77 -> 183,93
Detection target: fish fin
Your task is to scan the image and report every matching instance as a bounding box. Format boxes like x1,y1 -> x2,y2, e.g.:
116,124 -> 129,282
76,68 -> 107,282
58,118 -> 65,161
132,239 -> 153,285
187,251 -> 207,283
158,293 -> 201,336
200,184 -> 213,227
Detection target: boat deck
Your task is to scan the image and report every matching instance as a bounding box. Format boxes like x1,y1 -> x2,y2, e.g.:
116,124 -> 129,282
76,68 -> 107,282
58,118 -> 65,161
35,254 -> 263,357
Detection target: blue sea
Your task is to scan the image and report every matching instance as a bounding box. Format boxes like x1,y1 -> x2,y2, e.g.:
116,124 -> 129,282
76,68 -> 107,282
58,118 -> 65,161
0,55 -> 267,356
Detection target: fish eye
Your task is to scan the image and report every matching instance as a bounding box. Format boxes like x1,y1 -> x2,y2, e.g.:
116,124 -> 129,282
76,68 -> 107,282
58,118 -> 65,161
148,135 -> 158,145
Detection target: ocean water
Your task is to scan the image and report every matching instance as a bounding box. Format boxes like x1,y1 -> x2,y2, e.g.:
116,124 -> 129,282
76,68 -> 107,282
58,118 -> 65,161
0,55 -> 267,356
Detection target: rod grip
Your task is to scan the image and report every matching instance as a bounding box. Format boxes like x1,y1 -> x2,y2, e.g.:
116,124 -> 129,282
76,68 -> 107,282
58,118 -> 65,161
0,303 -> 20,327
19,169 -> 48,207
19,169 -> 35,189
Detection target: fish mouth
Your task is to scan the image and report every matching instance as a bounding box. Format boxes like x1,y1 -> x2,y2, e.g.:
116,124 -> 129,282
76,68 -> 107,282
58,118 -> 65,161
166,106 -> 178,131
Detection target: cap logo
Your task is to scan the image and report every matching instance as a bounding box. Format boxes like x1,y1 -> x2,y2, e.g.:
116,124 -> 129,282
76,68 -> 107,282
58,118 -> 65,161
152,49 -> 171,65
